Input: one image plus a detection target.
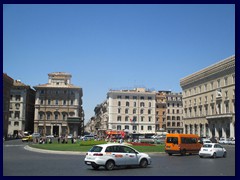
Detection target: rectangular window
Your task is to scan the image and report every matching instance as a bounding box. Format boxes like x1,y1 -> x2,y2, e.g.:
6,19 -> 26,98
55,100 -> 58,105
224,77 -> 228,86
48,99 -> 51,105
148,126 -> 152,130
148,117 -> 151,122
132,126 -> 137,130
217,79 -> 221,88
133,96 -> 137,100
117,95 -> 122,99
148,97 -> 152,100
141,126 -> 144,130
125,96 -> 129,99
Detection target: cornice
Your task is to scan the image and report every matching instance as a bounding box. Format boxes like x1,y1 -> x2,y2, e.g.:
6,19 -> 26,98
180,55 -> 235,88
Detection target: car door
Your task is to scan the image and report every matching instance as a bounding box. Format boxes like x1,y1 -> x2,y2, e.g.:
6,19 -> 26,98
214,144 -> 223,157
106,145 -> 125,166
122,146 -> 139,165
217,144 -> 224,157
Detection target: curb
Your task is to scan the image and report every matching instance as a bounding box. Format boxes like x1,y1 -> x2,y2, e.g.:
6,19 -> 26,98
24,145 -> 165,155
24,145 -> 87,155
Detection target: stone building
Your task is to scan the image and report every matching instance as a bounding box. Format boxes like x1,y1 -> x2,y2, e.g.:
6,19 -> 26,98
180,55 -> 235,139
156,90 -> 183,134
8,80 -> 35,137
33,72 -> 84,137
107,88 -> 156,137
156,91 -> 168,132
165,91 -> 183,133
3,73 -> 14,139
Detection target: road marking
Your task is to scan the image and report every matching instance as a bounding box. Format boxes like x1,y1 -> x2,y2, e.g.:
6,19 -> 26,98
4,145 -> 25,147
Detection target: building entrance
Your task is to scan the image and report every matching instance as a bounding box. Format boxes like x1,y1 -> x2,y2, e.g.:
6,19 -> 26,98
53,126 -> 59,137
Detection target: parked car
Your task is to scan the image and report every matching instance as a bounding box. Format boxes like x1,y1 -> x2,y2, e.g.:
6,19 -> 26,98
84,143 -> 152,170
67,134 -> 73,139
200,138 -> 212,144
218,137 -> 231,144
199,143 -> 227,158
81,135 -> 94,140
46,134 -> 54,138
32,133 -> 41,138
22,135 -> 33,142
228,138 -> 235,145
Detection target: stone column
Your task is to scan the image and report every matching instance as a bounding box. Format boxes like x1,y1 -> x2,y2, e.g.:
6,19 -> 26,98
202,123 -> 206,137
222,123 -> 226,139
230,121 -> 235,138
215,122 -> 219,139
51,124 -> 53,135
59,125 -> 62,136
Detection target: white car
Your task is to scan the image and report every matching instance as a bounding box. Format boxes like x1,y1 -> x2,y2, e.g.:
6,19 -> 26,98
67,134 -> 73,139
32,133 -> 41,138
218,137 -> 230,144
199,143 -> 227,158
229,138 -> 235,145
84,144 -> 152,170
202,139 -> 212,144
46,134 -> 54,138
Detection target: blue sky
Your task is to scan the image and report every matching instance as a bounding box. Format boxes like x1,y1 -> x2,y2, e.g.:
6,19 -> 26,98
3,4 -> 235,122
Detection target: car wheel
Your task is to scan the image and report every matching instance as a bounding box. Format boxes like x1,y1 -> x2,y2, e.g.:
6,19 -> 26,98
212,152 -> 217,159
92,164 -> 100,170
223,152 -> 227,158
168,153 -> 172,156
181,149 -> 186,156
139,159 -> 148,168
105,160 -> 115,171
199,155 -> 203,158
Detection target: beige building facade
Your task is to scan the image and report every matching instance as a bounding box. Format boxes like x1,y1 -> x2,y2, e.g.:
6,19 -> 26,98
3,73 -> 14,139
8,80 -> 35,137
107,88 -> 156,136
180,55 -> 235,139
33,72 -> 84,137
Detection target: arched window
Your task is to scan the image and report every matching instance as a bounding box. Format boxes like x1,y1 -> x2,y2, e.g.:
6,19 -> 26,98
117,116 -> 121,121
140,102 -> 145,107
62,112 -> 68,120
133,109 -> 136,114
54,112 -> 60,120
46,112 -> 52,120
39,112 -> 45,120
69,112 -> 75,117
126,102 -> 130,107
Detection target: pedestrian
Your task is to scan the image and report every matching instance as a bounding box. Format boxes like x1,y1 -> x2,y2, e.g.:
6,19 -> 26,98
71,138 -> 74,144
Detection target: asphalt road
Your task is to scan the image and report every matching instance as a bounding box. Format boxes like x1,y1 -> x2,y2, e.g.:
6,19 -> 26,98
3,139 -> 235,176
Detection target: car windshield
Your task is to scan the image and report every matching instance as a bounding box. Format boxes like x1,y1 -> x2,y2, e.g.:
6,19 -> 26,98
203,144 -> 213,148
89,146 -> 103,152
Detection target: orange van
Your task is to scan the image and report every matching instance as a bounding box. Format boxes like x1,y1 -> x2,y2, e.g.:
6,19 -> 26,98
165,134 -> 202,156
